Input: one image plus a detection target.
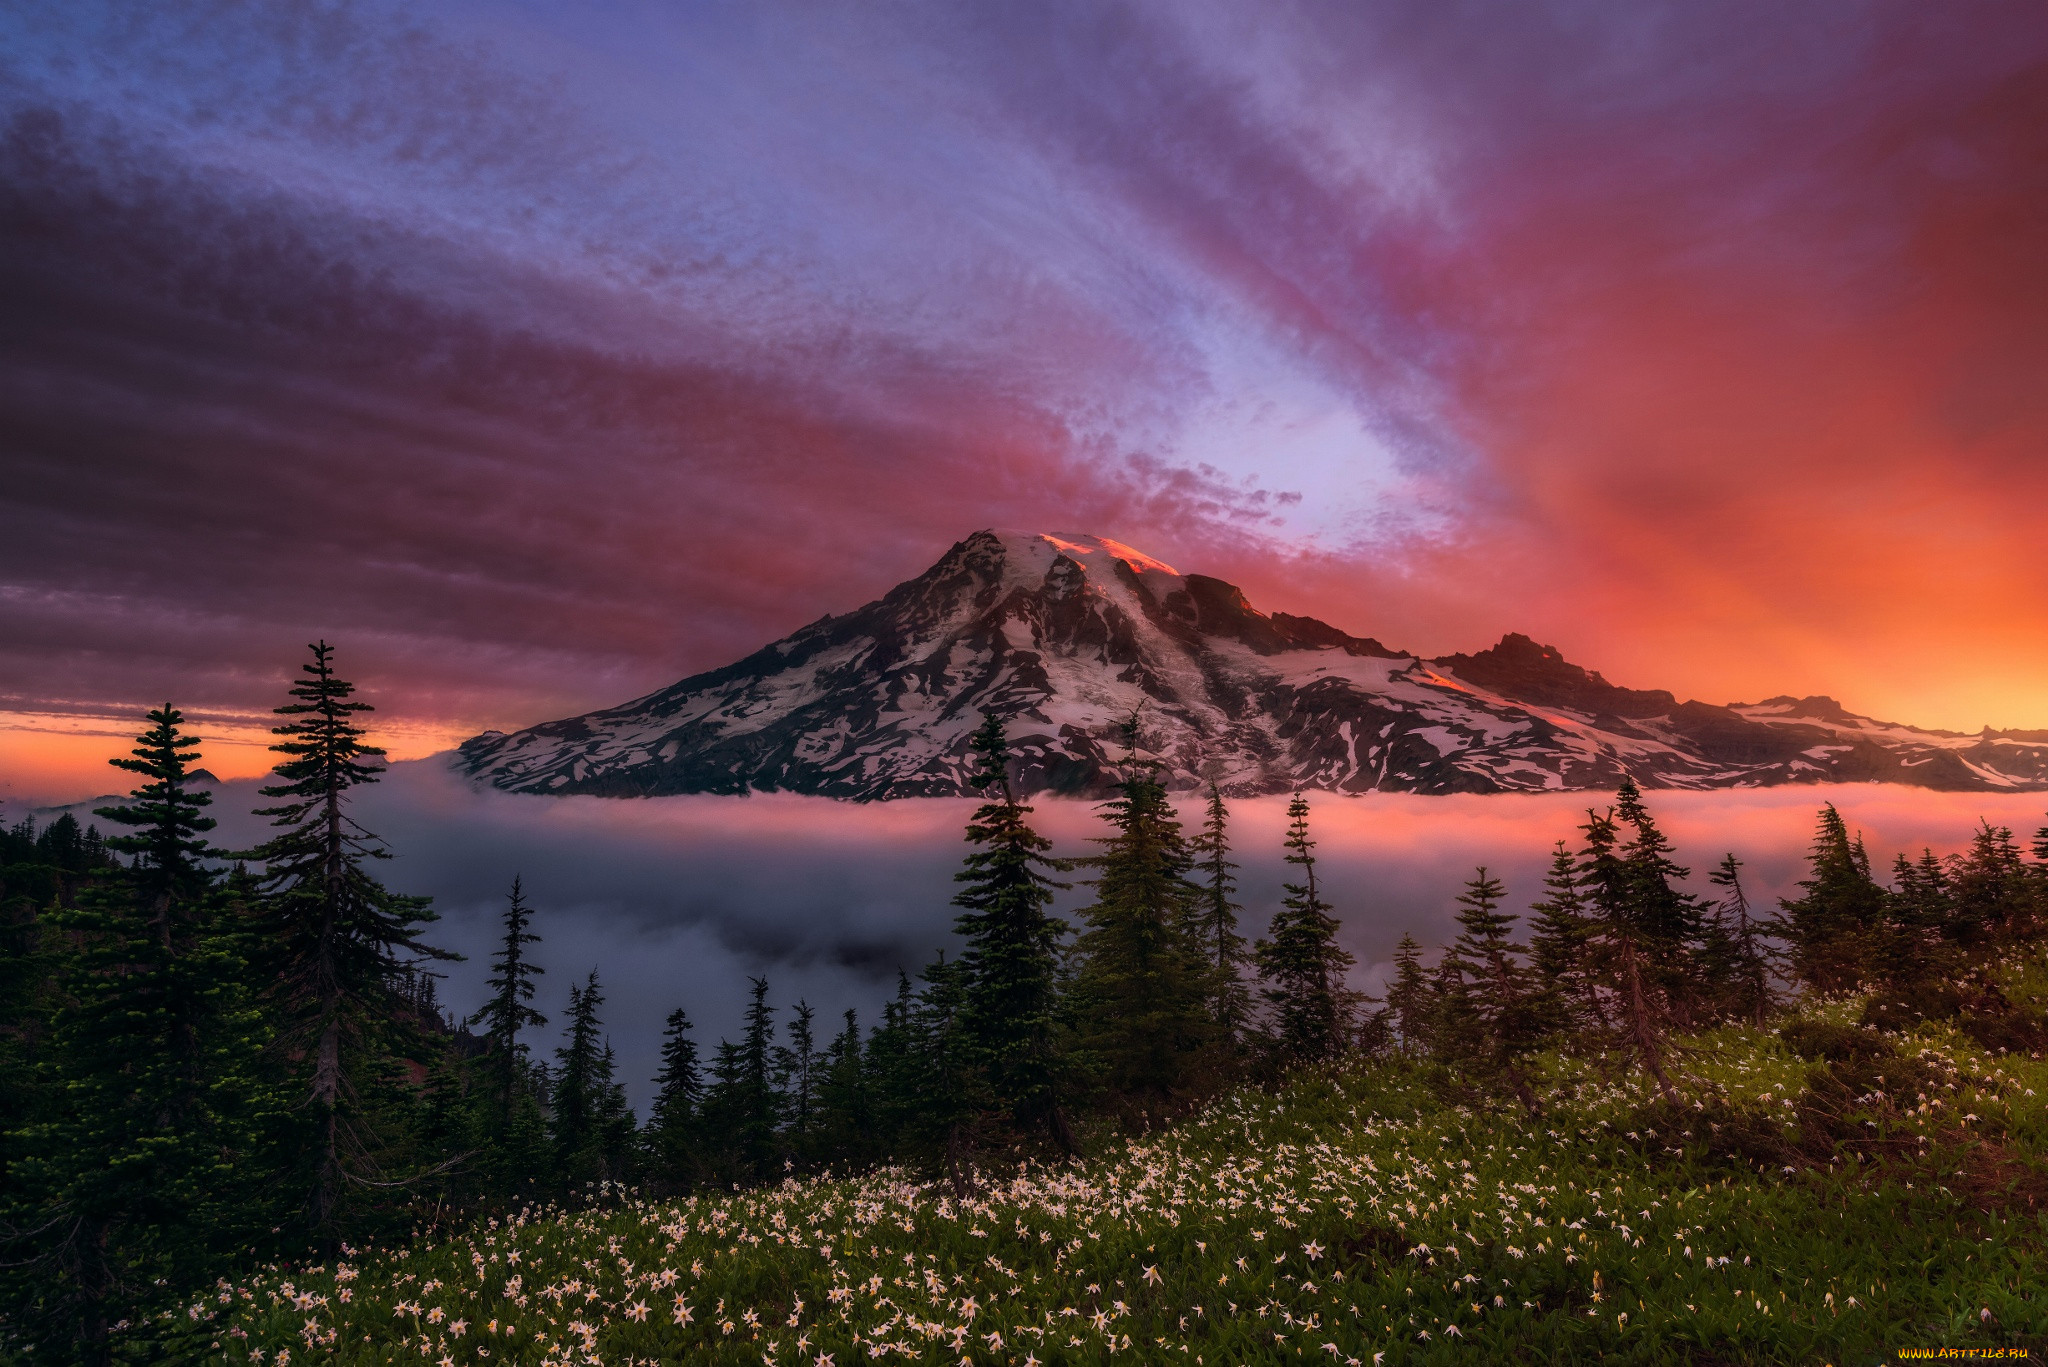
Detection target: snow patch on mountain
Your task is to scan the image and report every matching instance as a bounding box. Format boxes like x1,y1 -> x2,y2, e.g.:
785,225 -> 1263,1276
457,530 -> 2048,800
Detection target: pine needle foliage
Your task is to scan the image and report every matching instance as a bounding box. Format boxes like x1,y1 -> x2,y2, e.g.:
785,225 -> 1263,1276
949,715 -> 1074,1151
1068,742 -> 1217,1121
1437,866 -> 1548,1116
1191,784 -> 1252,1040
243,642 -> 455,1236
7,709 -> 278,1364
1255,793 -> 1357,1068
469,876 -> 546,1122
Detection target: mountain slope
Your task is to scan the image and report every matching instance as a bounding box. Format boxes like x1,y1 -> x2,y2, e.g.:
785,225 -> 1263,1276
456,530 -> 2048,798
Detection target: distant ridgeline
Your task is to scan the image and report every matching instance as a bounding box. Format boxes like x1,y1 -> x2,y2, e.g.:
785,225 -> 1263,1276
457,529 -> 2048,799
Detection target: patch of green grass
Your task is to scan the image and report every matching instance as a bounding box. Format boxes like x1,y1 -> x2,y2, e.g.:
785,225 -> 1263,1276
204,987 -> 2048,1365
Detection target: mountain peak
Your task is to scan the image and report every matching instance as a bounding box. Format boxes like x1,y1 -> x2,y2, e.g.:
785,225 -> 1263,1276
458,531 -> 2048,799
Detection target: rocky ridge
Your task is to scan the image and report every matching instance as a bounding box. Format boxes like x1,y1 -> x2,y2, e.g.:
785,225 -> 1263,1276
457,530 -> 2048,799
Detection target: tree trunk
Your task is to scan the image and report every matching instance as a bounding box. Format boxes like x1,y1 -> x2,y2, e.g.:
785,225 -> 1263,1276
1618,935 -> 1677,1100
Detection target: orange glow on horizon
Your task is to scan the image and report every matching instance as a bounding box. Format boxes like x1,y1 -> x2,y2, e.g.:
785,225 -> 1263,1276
0,710 -> 474,808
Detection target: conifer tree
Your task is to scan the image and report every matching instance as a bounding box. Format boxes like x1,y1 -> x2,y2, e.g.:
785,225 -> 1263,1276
94,704 -> 216,949
552,973 -> 607,1187
1779,803 -> 1887,991
1384,932 -> 1434,1057
1613,777 -> 1708,1020
911,952 -> 980,1195
863,971 -> 920,1156
648,1008 -> 703,1191
593,1041 -> 635,1185
949,715 -> 1074,1151
1192,784 -> 1252,1039
469,876 -> 546,1123
1068,737 -> 1217,1121
698,977 -> 784,1182
1879,849 -> 1957,990
1438,868 -> 1547,1115
1704,854 -> 1774,1025
1577,803 -> 1677,1098
1255,793 -> 1357,1068
7,710 -> 276,1362
1947,821 -> 2036,947
1527,841 -> 1605,1034
815,1009 -> 872,1169
774,1000 -> 821,1163
244,642 -> 455,1234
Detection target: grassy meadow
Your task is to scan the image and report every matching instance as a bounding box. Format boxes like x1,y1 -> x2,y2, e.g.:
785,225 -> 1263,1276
202,966 -> 2048,1367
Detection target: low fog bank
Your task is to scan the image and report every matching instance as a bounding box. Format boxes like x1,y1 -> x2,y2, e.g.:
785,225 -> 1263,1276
19,760 -> 2048,1110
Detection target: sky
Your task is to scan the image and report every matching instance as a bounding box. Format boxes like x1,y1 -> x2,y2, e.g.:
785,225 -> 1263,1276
4,1 -> 2048,803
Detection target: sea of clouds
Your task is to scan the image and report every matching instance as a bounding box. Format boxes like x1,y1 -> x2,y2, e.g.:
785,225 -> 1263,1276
24,761 -> 2048,1110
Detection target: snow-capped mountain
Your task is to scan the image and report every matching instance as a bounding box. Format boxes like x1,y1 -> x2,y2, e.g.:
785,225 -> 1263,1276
456,530 -> 2048,799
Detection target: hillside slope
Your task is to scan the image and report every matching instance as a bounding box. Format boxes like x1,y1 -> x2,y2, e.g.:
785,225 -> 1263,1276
213,992 -> 2048,1364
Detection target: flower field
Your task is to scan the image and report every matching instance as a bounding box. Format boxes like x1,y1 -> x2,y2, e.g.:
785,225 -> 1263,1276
208,995 -> 2048,1366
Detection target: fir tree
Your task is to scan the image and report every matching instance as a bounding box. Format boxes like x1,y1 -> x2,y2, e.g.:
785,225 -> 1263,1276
1614,777 -> 1707,1021
949,715 -> 1074,1151
815,1008 -> 872,1170
7,710 -> 277,1363
93,704 -> 215,949
243,642 -> 455,1235
1192,784 -> 1252,1040
773,1000 -> 821,1163
1068,741 -> 1218,1121
648,1008 -> 703,1191
1527,841 -> 1605,1035
1879,849 -> 1957,990
468,876 -> 546,1124
1948,822 -> 2036,947
1255,793 -> 1358,1068
1779,803 -> 1887,991
552,973 -> 607,1188
1704,854 -> 1775,1026
863,971 -> 920,1157
1438,867 -> 1547,1115
910,952 -> 980,1195
1384,933 -> 1434,1057
698,977 -> 783,1182
1577,803 -> 1676,1098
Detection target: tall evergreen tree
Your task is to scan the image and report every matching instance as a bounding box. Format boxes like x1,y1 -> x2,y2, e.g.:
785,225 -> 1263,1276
1779,803 -> 1887,991
6,710 -> 276,1363
949,715 -> 1075,1152
1880,849 -> 1957,987
243,642 -> 454,1235
1704,854 -> 1775,1025
1947,821 -> 2036,947
910,952 -> 980,1195
1384,932 -> 1434,1057
468,876 -> 546,1122
1577,803 -> 1677,1098
1068,741 -> 1217,1121
552,973 -> 605,1186
774,1000 -> 821,1162
815,1008 -> 873,1170
697,977 -> 783,1183
1255,793 -> 1357,1068
863,971 -> 920,1158
551,971 -> 631,1188
1192,784 -> 1252,1040
1613,777 -> 1709,1020
94,704 -> 216,949
1526,841 -> 1605,1034
647,1008 -> 703,1191
1438,868 -> 1548,1115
